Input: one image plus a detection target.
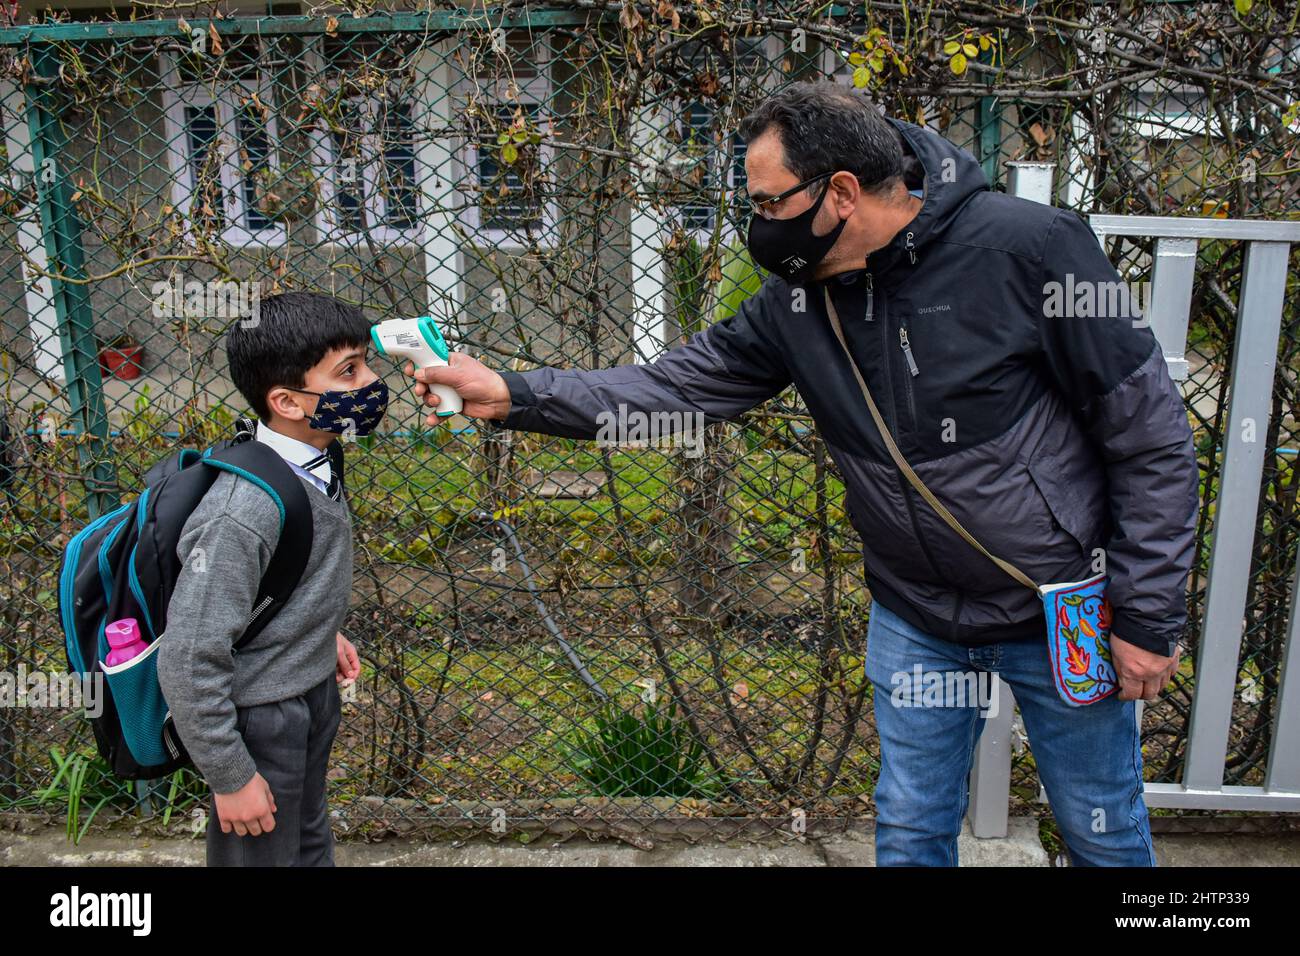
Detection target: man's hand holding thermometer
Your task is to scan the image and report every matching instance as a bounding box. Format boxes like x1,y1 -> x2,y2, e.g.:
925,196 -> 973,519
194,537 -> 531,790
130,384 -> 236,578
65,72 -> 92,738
373,315 -> 511,424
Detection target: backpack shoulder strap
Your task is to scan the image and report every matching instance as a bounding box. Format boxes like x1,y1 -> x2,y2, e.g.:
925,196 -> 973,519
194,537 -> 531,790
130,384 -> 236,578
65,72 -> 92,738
201,439 -> 314,649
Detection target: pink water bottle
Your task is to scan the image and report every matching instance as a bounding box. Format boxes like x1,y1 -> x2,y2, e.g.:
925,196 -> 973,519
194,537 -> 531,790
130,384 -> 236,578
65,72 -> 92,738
104,618 -> 148,667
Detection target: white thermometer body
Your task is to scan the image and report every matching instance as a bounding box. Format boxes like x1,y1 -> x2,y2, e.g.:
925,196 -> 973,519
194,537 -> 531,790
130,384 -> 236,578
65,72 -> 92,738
371,316 -> 463,417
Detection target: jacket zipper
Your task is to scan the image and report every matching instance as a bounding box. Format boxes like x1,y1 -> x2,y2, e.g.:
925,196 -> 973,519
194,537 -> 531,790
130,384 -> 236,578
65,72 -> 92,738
863,273 -> 873,322
898,326 -> 919,377
898,324 -> 920,430
873,280 -> 944,582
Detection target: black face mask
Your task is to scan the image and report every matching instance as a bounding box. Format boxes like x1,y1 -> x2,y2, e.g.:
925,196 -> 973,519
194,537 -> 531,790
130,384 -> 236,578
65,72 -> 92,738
746,177 -> 846,284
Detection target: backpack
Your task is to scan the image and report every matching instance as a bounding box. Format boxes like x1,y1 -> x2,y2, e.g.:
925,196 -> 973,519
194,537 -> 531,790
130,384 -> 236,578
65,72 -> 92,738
58,416 -> 338,780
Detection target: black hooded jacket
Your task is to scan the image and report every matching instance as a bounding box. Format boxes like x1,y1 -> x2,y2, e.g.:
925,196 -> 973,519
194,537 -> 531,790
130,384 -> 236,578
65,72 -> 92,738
500,118 -> 1198,656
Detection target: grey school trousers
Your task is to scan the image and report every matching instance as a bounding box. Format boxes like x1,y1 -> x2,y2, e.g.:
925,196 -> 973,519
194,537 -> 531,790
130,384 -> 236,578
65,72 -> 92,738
206,674 -> 341,866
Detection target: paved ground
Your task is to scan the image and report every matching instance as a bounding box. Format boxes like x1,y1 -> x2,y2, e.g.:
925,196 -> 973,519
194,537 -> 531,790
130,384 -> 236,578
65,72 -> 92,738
3,818 -> 1298,866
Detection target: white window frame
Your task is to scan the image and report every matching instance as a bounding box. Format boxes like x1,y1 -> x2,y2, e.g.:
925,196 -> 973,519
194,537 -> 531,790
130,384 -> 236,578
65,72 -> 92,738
668,99 -> 748,245
304,36 -> 425,247
159,51 -> 286,248
668,35 -> 777,246
454,32 -> 558,250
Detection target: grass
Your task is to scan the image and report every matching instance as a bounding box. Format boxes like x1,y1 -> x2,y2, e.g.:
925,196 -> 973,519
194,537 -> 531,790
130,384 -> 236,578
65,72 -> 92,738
327,636 -> 874,806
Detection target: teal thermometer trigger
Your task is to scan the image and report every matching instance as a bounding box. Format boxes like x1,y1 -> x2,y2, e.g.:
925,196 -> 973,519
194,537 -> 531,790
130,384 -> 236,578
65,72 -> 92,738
371,316 -> 463,417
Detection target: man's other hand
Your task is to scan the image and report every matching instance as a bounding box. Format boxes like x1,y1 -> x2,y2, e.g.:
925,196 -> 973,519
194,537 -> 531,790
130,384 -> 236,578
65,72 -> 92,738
1112,636 -> 1180,701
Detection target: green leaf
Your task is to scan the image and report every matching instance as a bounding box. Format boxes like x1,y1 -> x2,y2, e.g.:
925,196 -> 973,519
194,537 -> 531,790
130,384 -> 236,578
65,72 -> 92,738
949,52 -> 968,76
1235,0 -> 1253,15
501,143 -> 519,164
852,66 -> 871,88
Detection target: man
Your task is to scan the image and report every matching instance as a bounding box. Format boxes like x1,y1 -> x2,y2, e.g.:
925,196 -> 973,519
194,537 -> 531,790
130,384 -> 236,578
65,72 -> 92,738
406,82 -> 1197,866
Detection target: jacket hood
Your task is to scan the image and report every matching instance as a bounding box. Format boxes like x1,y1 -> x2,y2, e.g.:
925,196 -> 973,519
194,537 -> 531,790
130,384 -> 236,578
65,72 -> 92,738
827,117 -> 989,280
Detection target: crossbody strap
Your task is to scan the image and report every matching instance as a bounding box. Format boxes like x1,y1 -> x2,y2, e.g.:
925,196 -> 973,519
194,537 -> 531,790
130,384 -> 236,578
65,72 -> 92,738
822,286 -> 1040,593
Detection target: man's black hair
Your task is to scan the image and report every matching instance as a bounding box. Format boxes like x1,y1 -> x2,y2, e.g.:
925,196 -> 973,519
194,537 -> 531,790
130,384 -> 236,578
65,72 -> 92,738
227,291 -> 372,422
739,82 -> 915,199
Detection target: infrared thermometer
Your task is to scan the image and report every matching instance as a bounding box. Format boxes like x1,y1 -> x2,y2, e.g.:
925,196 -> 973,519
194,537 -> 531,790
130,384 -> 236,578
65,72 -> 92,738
370,316 -> 462,417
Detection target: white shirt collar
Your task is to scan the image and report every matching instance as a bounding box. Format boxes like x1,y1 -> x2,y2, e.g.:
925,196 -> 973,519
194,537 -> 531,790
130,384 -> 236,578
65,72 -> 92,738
255,419 -> 332,487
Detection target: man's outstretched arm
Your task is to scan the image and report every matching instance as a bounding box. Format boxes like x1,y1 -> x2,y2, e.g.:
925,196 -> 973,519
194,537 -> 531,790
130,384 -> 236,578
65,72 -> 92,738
408,282 -> 793,438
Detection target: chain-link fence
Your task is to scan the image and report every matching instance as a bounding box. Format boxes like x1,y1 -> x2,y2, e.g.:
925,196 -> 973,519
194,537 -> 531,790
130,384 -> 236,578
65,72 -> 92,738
0,4 -> 1297,841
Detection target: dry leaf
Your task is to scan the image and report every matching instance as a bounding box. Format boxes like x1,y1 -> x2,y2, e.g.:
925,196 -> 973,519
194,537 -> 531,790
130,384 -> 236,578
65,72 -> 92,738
619,3 -> 643,31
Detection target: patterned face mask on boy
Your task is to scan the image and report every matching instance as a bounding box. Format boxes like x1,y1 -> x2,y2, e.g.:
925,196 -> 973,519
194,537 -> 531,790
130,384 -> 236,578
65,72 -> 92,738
285,378 -> 390,436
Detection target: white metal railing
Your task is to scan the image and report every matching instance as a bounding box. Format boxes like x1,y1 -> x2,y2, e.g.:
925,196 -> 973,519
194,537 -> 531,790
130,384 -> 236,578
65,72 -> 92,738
968,162 -> 1300,838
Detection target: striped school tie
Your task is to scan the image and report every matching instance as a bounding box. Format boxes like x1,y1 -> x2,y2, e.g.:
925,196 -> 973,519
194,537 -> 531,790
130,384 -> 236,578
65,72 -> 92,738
301,452 -> 342,501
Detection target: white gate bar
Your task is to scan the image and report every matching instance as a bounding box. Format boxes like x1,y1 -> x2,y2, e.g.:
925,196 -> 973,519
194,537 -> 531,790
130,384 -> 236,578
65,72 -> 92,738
1144,783 -> 1300,811
1,79 -> 64,383
630,105 -> 671,363
967,160 -> 1055,839
1146,237 -> 1197,381
1005,161 -> 1055,205
1090,215 -> 1300,242
968,683 -> 1017,838
1183,239 -> 1291,792
413,42 -> 465,335
1265,543 -> 1300,793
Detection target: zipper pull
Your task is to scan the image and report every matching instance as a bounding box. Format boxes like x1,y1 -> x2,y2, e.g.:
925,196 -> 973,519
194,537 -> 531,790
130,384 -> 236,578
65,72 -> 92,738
864,273 -> 874,322
899,327 -> 920,376
905,232 -> 916,265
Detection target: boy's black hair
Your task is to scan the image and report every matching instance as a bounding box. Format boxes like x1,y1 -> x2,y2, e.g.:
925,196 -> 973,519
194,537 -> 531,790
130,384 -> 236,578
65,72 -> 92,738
227,291 -> 372,422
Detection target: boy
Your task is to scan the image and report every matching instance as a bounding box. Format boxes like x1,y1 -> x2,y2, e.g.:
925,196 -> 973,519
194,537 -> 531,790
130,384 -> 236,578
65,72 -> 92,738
157,291 -> 373,866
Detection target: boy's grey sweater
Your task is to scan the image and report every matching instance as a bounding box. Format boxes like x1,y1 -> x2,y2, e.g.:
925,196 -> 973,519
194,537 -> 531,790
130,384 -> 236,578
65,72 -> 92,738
155,468 -> 353,794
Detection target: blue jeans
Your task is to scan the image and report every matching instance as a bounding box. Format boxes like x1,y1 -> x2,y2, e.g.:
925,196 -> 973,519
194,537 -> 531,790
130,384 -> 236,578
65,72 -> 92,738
865,600 -> 1155,866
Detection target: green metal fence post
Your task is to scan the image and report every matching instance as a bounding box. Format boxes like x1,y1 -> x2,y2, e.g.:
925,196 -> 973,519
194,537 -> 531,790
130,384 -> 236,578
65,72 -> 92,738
977,93 -> 1002,188
23,42 -> 118,519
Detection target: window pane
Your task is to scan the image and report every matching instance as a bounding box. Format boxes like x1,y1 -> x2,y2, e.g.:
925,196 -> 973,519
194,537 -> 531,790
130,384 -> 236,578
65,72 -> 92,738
380,102 -> 418,229
237,100 -> 274,231
728,134 -> 748,224
331,101 -> 367,233
184,104 -> 225,231
477,106 -> 543,231
680,101 -> 715,231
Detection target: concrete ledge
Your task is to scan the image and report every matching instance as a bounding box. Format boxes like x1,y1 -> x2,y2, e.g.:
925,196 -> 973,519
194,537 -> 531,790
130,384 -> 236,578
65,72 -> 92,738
0,817 -> 1046,866
5,818 -> 1296,866
819,818 -> 1049,867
